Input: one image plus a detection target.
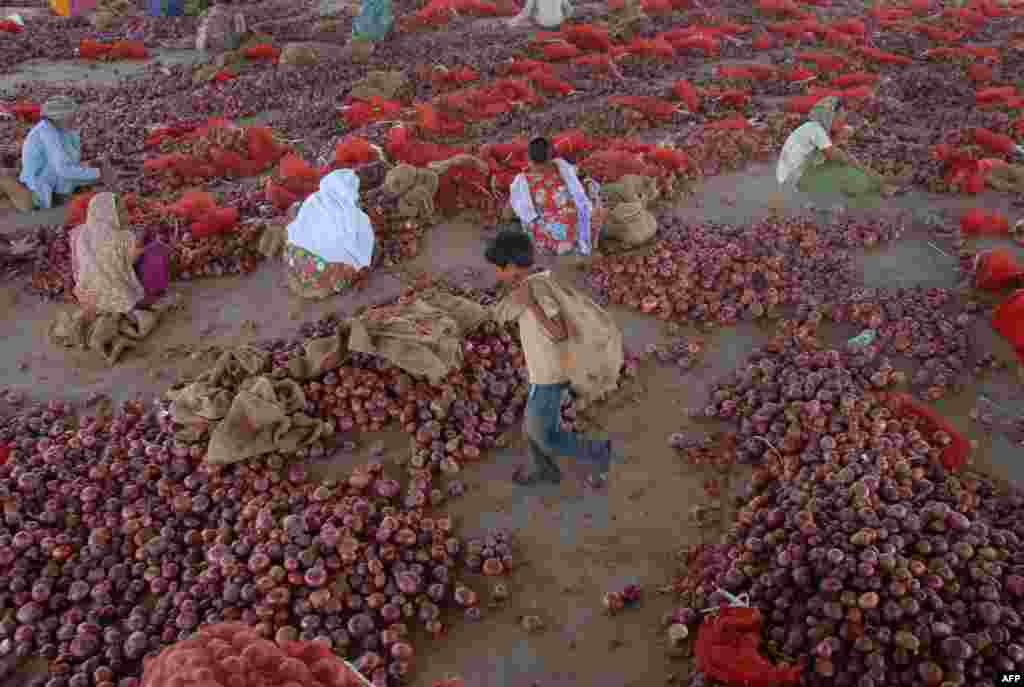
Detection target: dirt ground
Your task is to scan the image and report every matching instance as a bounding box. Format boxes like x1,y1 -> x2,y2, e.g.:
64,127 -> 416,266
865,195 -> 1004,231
3,52 -> 1024,687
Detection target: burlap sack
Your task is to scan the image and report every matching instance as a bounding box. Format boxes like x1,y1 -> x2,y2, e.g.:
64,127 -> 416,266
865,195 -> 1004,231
383,165 -> 439,219
286,324 -> 351,379
349,70 -> 407,101
280,43 -> 320,66
199,346 -> 270,387
344,38 -> 375,63
205,376 -> 330,464
0,175 -> 33,213
258,222 -> 287,258
49,301 -> 177,365
603,174 -> 658,206
606,201 -> 657,246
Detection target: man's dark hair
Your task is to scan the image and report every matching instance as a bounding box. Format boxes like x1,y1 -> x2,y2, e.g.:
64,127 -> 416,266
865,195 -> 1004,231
485,229 -> 535,268
528,137 -> 552,164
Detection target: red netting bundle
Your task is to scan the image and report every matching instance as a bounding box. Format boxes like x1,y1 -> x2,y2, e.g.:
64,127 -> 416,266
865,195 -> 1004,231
823,29 -> 856,47
563,23 -> 612,52
856,46 -> 914,65
970,127 -> 1016,155
673,79 -> 701,112
407,0 -> 500,26
431,65 -> 480,87
579,149 -> 663,182
707,115 -> 752,130
144,122 -> 285,183
145,122 -> 202,147
480,138 -> 528,189
527,69 -> 574,96
608,96 -> 678,122
500,58 -> 550,75
829,71 -> 878,88
417,101 -> 468,136
831,18 -> 865,36
552,129 -> 597,158
797,51 -> 847,72
757,0 -> 803,15
279,154 -> 322,194
975,247 -> 1024,290
1,101 -> 40,122
140,622 -> 370,687
541,40 -> 582,61
386,126 -> 465,166
752,34 -> 773,49
265,178 -> 302,211
640,0 -> 673,16
884,392 -> 970,472
64,191 -> 99,226
625,36 -> 675,60
571,53 -> 617,72
343,98 -> 402,128
807,84 -> 872,100
242,43 -> 281,60
914,22 -> 964,42
79,39 -> 149,60
646,146 -> 690,174
961,208 -> 1010,235
435,161 -> 495,215
975,85 -> 1019,107
967,62 -> 994,83
212,70 -> 236,83
334,136 -> 380,167
671,32 -> 720,55
993,289 -> 1024,359
715,20 -> 751,35
782,66 -> 816,82
694,606 -> 802,687
166,189 -> 240,238
766,20 -> 817,39
932,144 -> 986,192
785,95 -> 821,114
0,19 -> 23,33
601,137 -> 655,155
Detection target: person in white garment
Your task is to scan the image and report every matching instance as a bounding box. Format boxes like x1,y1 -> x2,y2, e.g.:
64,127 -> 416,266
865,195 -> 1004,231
507,0 -> 572,28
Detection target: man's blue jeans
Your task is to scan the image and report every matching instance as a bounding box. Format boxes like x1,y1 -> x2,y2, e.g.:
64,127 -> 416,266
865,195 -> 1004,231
524,382 -> 611,480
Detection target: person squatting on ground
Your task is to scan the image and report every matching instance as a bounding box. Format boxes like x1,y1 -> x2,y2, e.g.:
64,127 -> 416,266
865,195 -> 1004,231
0,96 -> 114,213
776,96 -> 902,208
509,137 -> 607,257
507,0 -> 571,28
486,230 -> 617,487
352,0 -> 394,42
196,0 -> 247,53
283,169 -> 377,300
71,193 -> 171,316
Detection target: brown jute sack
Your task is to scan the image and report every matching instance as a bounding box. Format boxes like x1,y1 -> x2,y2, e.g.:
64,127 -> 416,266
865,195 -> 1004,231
606,201 -> 657,246
0,175 -> 33,213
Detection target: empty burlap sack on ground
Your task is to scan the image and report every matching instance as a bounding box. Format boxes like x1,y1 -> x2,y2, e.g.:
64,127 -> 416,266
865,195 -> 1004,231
348,291 -> 488,383
349,70 -> 407,100
258,222 -> 288,258
493,272 -> 623,406
602,174 -> 658,206
286,321 -> 352,380
280,43 -> 320,66
383,164 -> 439,219
205,376 -> 331,464
605,201 -> 657,246
49,298 -> 176,365
0,175 -> 33,213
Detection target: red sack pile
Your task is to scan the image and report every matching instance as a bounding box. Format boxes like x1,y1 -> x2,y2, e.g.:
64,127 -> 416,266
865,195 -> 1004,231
79,39 -> 148,60
885,392 -> 970,472
694,605 -> 802,687
242,44 -> 281,60
976,86 -> 1020,108
757,0 -> 803,15
829,71 -> 878,88
440,78 -> 539,124
528,69 -> 575,96
970,127 -> 1016,156
406,0 -> 500,26
707,115 -> 752,130
416,102 -> 466,137
967,63 -> 995,83
609,96 -> 678,122
782,66 -> 816,82
552,129 -> 597,158
975,247 -> 1024,289
480,138 -> 529,190
673,79 -> 701,112
753,34 -> 773,50
435,160 -> 494,215
831,18 -> 865,36
646,146 -> 690,174
141,623 -> 369,687
343,97 -> 402,128
932,144 -> 986,193
0,19 -> 23,34
386,126 -> 465,166
541,40 -> 582,61
431,65 -> 480,87
0,101 -> 40,122
144,123 -> 285,182
579,149 -> 663,182
625,36 -> 675,60
166,190 -> 239,238
993,290 -> 1024,360
563,23 -> 612,52
571,53 -> 617,72
333,136 -> 380,167
500,58 -> 550,75
914,23 -> 964,42
144,122 -> 202,147
797,51 -> 847,72
65,191 -> 99,226
855,46 -> 913,65
961,208 -> 1010,235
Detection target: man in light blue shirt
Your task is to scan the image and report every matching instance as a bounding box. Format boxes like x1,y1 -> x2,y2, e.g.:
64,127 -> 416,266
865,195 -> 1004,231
17,96 -> 111,211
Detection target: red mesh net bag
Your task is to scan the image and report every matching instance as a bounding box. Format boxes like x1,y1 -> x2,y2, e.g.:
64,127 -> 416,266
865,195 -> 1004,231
213,70 -> 237,83
830,71 -> 878,88
960,208 -> 1010,235
856,46 -> 913,65
571,53 -> 617,72
108,40 -> 148,59
528,70 -> 575,96
975,248 -> 1024,290
386,127 -> 465,166
967,63 -> 994,83
266,178 -> 302,210
65,191 -> 99,226
563,23 -> 612,52
783,66 -> 816,82
752,34 -> 773,49
243,44 -> 281,60
244,126 -> 285,169
0,19 -> 23,33
672,79 -> 701,112
694,605 -> 802,687
542,41 -> 582,61
334,137 -> 380,167
797,51 -> 847,72
609,96 -> 678,122
640,0 -> 673,15
279,154 -> 321,195
481,138 -> 528,188
646,146 -> 690,174
501,58 -> 550,75
885,393 -> 970,471
970,127 -> 1016,156
625,36 -> 675,60
168,189 -> 217,222
436,162 -> 494,215
757,0 -> 802,15
416,103 -> 467,137
832,18 -> 865,36
141,622 -> 370,687
79,39 -> 112,59
994,290 -> 1024,358
1,102 -> 40,122
674,33 -> 720,55
976,86 -> 1018,105
165,190 -> 240,238
343,98 -> 403,128
191,207 -> 240,238
431,65 -> 480,87
707,115 -> 752,130
552,129 -> 596,158
580,150 -> 662,182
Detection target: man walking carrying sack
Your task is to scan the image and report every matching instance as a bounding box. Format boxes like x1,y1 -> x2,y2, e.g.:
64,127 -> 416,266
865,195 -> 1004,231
486,230 -> 624,487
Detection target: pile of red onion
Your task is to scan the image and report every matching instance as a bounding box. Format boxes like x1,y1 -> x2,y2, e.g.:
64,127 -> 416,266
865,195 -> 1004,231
666,323 -> 1024,687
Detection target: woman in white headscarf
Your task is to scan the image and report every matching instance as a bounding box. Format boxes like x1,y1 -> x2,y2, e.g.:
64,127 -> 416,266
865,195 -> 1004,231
284,170 -> 376,300
18,96 -> 112,211
507,0 -> 571,28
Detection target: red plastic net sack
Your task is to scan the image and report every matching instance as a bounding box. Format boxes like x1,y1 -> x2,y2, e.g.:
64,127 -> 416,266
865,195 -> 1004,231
672,79 -> 701,112
213,70 -> 236,83
975,86 -> 1018,105
646,146 -> 690,173
563,23 -> 611,52
694,606 -> 802,687
191,207 -> 239,238
108,40 -> 148,59
609,96 -> 678,121
279,154 -> 322,195
343,98 -> 402,128
674,33 -> 720,55
0,19 -> 23,33
856,46 -> 913,65
571,53 -> 617,72
79,39 -> 111,59
1,102 -> 40,122
243,44 -> 281,60
386,127 -> 465,166
334,137 -> 379,167
757,0 -> 802,15
785,95 -> 822,114
970,127 -> 1016,156
580,150 -> 662,182
167,189 -> 217,222
797,51 -> 847,72
831,18 -> 865,36
975,248 -> 1024,290
435,161 -> 494,215
640,0 -> 673,15
994,290 -> 1024,359
552,129 -> 597,158
266,179 -> 301,211
967,63 -> 994,83
830,71 -> 878,88
245,126 -> 286,169
141,622 -> 370,687
625,36 -> 675,60
417,102 -> 467,136
885,392 -> 970,472
961,208 -> 1010,235
707,115 -> 752,130
542,40 -> 581,61
501,58 -> 551,75
782,66 -> 816,82
527,70 -> 575,96
65,191 -> 99,226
